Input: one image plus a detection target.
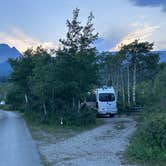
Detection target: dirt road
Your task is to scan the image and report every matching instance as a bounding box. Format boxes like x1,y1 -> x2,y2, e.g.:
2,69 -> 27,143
38,116 -> 137,166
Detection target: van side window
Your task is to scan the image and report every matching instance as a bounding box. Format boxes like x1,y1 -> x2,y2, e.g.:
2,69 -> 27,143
99,93 -> 115,102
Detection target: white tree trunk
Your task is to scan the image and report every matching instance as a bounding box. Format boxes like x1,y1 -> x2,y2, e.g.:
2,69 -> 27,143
115,74 -> 119,98
72,97 -> 80,112
43,102 -> 47,115
24,93 -> 28,104
132,63 -> 136,105
72,97 -> 75,109
106,67 -> 110,86
77,99 -> 80,113
127,66 -> 130,106
121,72 -> 125,106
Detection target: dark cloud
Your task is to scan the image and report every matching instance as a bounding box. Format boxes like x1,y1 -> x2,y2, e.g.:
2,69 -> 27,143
130,0 -> 166,12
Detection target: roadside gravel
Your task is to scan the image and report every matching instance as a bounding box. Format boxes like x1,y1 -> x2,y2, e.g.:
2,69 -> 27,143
37,116 -> 138,166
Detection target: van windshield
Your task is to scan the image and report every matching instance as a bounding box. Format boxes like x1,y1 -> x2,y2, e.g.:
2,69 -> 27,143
99,93 -> 115,102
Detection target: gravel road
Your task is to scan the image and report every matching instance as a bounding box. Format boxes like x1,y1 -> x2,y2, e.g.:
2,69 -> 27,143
39,116 -> 137,166
0,110 -> 42,166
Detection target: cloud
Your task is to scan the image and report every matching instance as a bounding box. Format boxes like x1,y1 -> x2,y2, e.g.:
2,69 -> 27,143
153,40 -> 166,50
110,24 -> 159,51
130,0 -> 166,12
0,28 -> 58,52
95,26 -> 131,52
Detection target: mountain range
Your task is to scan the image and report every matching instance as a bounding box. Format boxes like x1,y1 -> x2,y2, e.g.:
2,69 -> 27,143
0,44 -> 22,76
155,51 -> 166,63
0,43 -> 166,77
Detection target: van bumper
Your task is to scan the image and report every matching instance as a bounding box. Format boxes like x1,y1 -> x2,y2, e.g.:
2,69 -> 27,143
97,111 -> 117,115
97,108 -> 117,115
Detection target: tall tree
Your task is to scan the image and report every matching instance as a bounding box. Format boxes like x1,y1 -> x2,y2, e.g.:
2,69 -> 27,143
57,8 -> 99,112
9,51 -> 35,106
120,40 -> 155,105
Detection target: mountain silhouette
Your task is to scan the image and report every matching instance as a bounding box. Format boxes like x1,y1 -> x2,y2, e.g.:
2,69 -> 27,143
0,44 -> 22,76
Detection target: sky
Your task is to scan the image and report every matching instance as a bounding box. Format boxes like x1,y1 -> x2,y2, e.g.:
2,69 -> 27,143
0,0 -> 166,52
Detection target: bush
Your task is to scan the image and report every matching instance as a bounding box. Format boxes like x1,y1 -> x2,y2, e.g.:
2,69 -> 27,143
22,103 -> 97,127
127,114 -> 166,165
61,106 -> 97,126
79,107 -> 97,126
142,115 -> 166,150
126,66 -> 166,165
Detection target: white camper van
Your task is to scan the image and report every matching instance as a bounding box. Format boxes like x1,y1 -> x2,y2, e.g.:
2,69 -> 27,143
96,87 -> 117,116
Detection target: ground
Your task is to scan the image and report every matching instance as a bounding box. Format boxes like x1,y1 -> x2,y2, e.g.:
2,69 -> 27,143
33,115 -> 138,166
0,110 -> 42,166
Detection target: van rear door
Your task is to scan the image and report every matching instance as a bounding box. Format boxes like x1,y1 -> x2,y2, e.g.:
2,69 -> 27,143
98,93 -> 115,113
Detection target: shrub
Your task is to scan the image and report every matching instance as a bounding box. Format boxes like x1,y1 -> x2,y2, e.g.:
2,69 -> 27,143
142,115 -> 166,150
79,107 -> 97,126
62,106 -> 97,126
127,114 -> 166,165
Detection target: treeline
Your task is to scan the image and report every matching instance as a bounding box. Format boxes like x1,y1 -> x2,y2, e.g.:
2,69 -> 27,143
7,9 -> 98,125
126,62 -> 166,165
99,41 -> 159,110
6,8 -> 161,126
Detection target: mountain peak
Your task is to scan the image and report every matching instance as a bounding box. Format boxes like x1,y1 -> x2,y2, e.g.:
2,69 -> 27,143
0,43 -> 21,63
12,46 -> 19,51
0,43 -> 11,49
0,43 -> 22,76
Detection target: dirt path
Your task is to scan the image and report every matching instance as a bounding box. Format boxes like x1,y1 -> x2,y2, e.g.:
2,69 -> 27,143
37,116 -> 137,166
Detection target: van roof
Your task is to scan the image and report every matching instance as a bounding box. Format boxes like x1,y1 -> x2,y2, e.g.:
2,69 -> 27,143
96,86 -> 115,93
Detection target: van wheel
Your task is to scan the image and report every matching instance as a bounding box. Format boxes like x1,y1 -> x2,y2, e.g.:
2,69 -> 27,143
109,114 -> 114,118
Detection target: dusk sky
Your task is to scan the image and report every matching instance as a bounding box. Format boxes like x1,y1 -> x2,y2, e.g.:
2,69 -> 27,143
0,0 -> 166,52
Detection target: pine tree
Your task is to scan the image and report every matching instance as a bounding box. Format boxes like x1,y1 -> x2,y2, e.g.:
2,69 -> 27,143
57,8 -> 99,112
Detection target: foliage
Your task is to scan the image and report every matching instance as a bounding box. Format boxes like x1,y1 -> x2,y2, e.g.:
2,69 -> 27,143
6,85 -> 24,110
126,65 -> 166,166
120,40 -> 159,105
99,41 -> 159,110
143,115 -> 166,150
58,106 -> 97,126
0,82 -> 11,100
56,8 -> 99,113
127,114 -> 166,166
78,107 -> 97,126
7,8 -> 98,126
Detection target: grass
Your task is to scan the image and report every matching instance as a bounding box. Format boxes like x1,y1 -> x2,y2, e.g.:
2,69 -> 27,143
126,137 -> 166,166
0,104 -> 11,110
28,119 -> 102,144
